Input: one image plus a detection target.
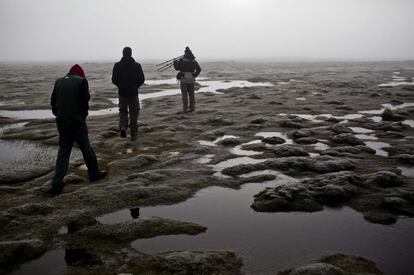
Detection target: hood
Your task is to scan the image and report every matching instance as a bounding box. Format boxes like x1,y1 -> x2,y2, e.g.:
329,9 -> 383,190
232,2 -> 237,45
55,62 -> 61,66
69,64 -> 86,78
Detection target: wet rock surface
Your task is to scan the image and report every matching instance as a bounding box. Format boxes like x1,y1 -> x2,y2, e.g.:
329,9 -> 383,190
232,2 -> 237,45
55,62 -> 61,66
0,239 -> 47,273
278,253 -> 383,275
382,108 -> 406,121
222,156 -> 355,177
331,133 -> 365,146
262,136 -> 286,144
364,171 -> 404,188
107,155 -> 159,171
0,167 -> 53,184
70,217 -> 207,243
67,215 -> 98,234
252,168 -> 414,224
124,250 -> 242,275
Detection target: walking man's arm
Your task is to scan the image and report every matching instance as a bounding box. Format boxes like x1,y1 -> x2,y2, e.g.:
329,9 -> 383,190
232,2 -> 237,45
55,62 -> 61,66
193,61 -> 201,78
79,79 -> 90,119
51,82 -> 57,116
137,63 -> 145,88
112,64 -> 119,87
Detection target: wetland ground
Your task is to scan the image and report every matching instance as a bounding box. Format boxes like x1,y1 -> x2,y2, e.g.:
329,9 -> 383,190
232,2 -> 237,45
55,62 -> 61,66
1,61 -> 414,274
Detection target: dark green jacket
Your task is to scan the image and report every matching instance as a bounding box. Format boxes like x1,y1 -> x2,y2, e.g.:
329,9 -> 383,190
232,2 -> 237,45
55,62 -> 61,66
51,73 -> 90,128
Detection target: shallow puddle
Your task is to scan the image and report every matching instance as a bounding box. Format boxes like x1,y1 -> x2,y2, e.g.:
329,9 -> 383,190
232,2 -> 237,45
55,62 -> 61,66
364,141 -> 391,157
198,140 -> 216,147
231,140 -> 263,156
0,80 -> 273,120
355,134 -> 378,141
350,128 -> 378,140
359,102 -> 414,115
144,77 -> 208,85
13,177 -> 414,275
350,127 -> 374,134
210,156 -> 266,172
11,249 -> 66,275
378,73 -> 414,87
239,169 -> 285,178
0,123 -> 81,180
197,154 -> 215,164
369,116 -> 382,123
144,78 -> 179,85
0,139 -> 80,178
95,177 -> 414,275
279,113 -> 364,123
0,139 -> 56,169
312,142 -> 330,151
403,120 -> 414,128
277,79 -> 300,85
198,135 -> 240,147
214,135 -> 240,142
398,166 -> 414,178
278,102 -> 414,126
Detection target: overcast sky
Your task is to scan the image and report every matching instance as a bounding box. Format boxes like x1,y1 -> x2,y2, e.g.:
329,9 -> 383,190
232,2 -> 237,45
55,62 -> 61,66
1,0 -> 413,62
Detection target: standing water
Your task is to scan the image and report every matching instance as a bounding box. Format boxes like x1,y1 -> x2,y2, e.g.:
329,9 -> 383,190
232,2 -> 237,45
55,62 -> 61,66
97,175 -> 414,275
0,79 -> 273,120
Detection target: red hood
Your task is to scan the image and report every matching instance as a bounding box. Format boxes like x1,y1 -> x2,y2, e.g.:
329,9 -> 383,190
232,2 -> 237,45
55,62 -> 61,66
69,64 -> 86,78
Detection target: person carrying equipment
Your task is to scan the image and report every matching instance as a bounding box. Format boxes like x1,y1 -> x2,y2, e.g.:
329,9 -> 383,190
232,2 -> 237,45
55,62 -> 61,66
173,47 -> 201,113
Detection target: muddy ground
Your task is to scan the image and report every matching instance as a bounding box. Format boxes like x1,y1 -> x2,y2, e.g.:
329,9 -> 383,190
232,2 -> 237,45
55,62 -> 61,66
0,61 -> 414,274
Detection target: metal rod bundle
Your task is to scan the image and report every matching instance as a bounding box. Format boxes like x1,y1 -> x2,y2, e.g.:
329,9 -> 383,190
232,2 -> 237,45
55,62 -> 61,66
156,55 -> 183,72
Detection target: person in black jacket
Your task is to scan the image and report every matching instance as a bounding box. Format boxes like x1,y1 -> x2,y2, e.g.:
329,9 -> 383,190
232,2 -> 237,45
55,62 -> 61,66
46,64 -> 107,196
173,47 -> 201,113
112,47 -> 145,140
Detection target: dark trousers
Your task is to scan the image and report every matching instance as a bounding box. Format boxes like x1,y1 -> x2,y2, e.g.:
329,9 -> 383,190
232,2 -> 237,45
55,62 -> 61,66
51,122 -> 99,190
119,96 -> 140,137
180,83 -> 195,112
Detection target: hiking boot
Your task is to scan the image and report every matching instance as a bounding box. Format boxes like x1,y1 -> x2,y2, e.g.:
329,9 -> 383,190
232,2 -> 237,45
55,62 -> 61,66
89,170 -> 107,182
120,129 -> 127,138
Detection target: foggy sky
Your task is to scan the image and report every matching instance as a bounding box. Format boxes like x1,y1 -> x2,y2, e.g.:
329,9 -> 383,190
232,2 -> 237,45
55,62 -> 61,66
1,0 -> 413,62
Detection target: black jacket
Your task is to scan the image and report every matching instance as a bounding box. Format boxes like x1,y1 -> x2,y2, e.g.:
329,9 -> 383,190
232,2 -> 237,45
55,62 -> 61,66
173,58 -> 201,77
112,57 -> 145,97
51,73 -> 90,128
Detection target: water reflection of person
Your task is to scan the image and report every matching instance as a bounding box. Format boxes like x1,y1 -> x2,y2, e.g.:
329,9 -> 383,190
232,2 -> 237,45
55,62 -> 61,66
130,207 -> 140,219
45,64 -> 107,196
65,248 -> 100,266
173,47 -> 201,113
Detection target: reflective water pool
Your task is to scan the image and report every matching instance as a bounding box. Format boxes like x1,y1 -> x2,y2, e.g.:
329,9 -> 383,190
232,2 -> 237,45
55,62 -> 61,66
96,178 -> 414,275
0,80 -> 273,120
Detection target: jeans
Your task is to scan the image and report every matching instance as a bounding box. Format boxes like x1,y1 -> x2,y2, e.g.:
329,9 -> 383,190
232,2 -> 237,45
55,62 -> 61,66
180,83 -> 195,112
51,122 -> 99,190
119,95 -> 140,137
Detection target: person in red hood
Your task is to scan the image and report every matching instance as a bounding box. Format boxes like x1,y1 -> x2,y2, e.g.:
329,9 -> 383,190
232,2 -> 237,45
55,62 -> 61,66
69,64 -> 86,77
45,64 -> 107,196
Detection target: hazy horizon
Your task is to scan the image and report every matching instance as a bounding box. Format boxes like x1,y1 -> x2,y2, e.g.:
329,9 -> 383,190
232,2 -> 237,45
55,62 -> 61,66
2,56 -> 414,65
1,0 -> 414,62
